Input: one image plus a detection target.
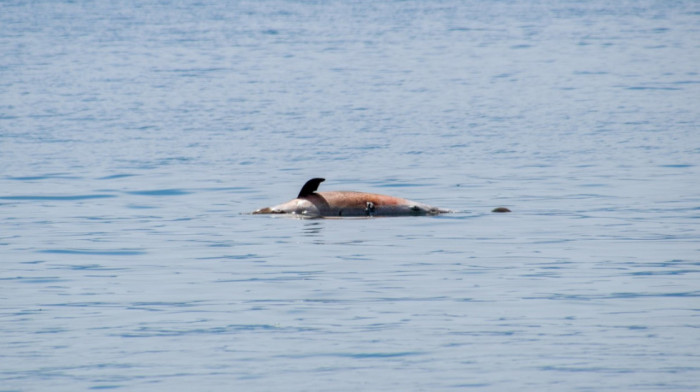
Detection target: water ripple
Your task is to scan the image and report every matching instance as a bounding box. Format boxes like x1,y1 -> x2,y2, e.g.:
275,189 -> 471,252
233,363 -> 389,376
39,249 -> 146,256
126,189 -> 191,196
0,194 -> 115,201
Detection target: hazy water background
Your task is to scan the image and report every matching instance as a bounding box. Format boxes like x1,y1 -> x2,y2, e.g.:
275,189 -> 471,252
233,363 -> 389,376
2,1 -> 700,391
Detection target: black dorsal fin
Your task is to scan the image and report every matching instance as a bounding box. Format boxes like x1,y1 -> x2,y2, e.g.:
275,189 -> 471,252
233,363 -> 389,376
297,178 -> 325,198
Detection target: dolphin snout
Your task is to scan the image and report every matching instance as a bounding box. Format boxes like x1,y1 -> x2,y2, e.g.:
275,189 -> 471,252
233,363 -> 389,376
253,207 -> 282,214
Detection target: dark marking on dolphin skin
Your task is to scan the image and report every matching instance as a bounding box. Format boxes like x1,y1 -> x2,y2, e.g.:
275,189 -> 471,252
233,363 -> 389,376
253,178 -> 452,218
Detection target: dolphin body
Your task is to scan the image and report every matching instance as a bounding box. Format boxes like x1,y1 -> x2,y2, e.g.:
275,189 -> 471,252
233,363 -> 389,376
253,178 -> 452,218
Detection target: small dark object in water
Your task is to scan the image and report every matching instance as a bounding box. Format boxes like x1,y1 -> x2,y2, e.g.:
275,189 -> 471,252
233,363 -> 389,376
492,207 -> 511,213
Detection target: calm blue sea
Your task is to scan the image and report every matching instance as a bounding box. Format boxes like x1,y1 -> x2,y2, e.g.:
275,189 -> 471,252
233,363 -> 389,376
2,1 -> 699,391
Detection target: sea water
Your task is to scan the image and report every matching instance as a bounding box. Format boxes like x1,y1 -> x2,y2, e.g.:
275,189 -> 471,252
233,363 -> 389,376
1,1 -> 699,391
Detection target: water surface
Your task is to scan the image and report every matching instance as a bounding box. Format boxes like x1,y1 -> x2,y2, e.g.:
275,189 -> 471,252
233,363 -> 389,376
1,1 -> 699,391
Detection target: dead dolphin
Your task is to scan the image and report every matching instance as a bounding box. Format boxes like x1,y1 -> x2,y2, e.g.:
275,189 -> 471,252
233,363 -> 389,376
253,178 -> 452,218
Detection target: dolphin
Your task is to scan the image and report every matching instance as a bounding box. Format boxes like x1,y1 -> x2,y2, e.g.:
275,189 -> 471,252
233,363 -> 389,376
253,178 -> 452,218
